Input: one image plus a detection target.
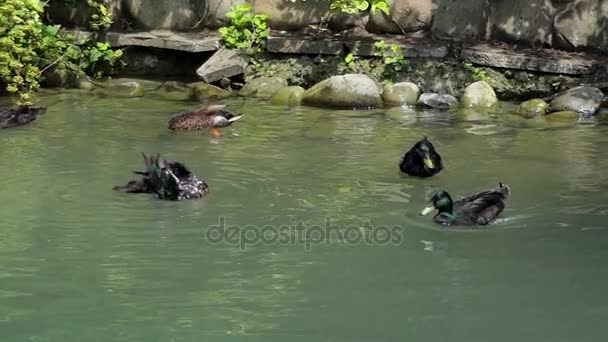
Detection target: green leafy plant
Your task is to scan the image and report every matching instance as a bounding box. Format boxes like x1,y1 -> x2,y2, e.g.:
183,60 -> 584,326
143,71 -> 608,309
463,62 -> 489,82
219,4 -> 268,55
86,0 -> 113,30
327,0 -> 389,15
0,0 -> 122,104
374,40 -> 408,75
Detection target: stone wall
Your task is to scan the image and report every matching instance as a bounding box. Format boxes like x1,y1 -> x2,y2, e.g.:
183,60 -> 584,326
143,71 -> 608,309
56,0 -> 608,52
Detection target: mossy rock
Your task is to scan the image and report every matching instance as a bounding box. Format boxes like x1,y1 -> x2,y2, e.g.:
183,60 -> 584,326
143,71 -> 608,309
155,81 -> 193,101
382,82 -> 420,106
189,82 -> 230,100
515,98 -> 548,118
544,110 -> 579,122
302,74 -> 382,108
460,81 -> 498,108
94,80 -> 145,98
240,76 -> 288,98
270,86 -> 306,106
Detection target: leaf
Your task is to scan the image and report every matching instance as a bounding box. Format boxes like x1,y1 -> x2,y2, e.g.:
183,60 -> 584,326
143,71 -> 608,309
345,53 -> 354,63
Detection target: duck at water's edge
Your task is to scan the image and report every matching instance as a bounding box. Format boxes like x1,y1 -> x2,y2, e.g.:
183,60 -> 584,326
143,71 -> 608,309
113,153 -> 209,200
420,183 -> 510,226
0,106 -> 46,129
168,104 -> 243,136
399,137 -> 443,178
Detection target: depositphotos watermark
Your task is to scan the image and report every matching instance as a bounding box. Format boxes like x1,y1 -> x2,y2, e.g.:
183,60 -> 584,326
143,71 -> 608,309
205,217 -> 404,251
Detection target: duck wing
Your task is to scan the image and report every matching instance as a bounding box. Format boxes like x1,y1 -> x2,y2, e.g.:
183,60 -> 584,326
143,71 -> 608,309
142,153 -> 181,200
454,183 -> 510,225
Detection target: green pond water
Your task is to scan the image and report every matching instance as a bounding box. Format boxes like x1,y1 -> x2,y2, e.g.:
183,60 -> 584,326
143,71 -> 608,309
2,91 -> 608,342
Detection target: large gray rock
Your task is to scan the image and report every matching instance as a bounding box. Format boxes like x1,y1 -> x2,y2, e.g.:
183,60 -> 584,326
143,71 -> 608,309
416,93 -> 457,109
204,0 -> 246,28
122,0 -> 206,30
460,81 -> 498,108
251,0 -> 329,30
548,86 -> 605,115
240,76 -> 288,98
432,0 -> 490,40
303,74 -> 383,108
197,49 -> 249,83
367,0 -> 436,34
554,0 -> 608,51
382,82 -> 420,106
491,0 -> 554,45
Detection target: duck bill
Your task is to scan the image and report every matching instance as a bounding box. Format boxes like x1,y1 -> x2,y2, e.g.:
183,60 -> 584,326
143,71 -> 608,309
423,155 -> 435,169
419,204 -> 436,216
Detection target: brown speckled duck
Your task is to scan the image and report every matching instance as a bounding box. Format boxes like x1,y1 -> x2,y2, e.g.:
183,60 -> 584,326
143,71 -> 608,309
168,104 -> 243,136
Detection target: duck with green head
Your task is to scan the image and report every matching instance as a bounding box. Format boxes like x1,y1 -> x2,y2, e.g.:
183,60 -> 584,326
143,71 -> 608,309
420,183 -> 510,226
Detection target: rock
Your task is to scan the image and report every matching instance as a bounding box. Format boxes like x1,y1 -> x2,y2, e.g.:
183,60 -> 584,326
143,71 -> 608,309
491,0 -> 554,45
42,68 -> 77,88
204,0 -> 247,28
189,82 -> 230,100
106,31 -> 220,52
267,35 -> 344,55
367,0 -> 436,34
416,93 -> 458,109
515,99 -> 548,118
548,86 -> 605,115
302,74 -> 383,108
94,79 -> 145,98
240,76 -> 288,98
197,49 -> 249,83
554,0 -> 608,51
460,81 -> 498,108
251,0 -> 329,30
460,44 -> 598,75
269,86 -> 306,106
432,0 -> 491,40
77,76 -> 96,91
329,13 -> 369,31
122,0 -> 206,30
544,111 -> 579,122
382,82 -> 420,106
155,81 -> 193,101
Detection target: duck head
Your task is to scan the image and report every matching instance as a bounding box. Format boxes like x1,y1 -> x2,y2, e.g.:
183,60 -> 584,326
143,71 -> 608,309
413,137 -> 439,170
420,190 -> 454,216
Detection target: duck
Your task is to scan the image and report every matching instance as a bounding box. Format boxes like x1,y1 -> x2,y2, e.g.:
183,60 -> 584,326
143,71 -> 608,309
399,136 -> 443,177
168,104 -> 243,136
113,153 -> 209,200
0,106 -> 46,129
419,183 -> 511,226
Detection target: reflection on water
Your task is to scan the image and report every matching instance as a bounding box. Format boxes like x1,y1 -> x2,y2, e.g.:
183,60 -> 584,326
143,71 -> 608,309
1,92 -> 608,341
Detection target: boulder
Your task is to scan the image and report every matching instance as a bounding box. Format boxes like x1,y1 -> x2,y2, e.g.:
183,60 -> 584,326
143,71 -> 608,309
189,82 -> 230,100
367,0 -> 436,34
122,0 -> 206,30
329,13 -> 369,31
460,81 -> 498,108
250,0 -> 329,30
490,0 -> 554,46
554,0 -> 608,51
302,74 -> 383,108
548,86 -> 604,115
515,99 -> 548,118
42,68 -> 77,88
416,93 -> 458,109
155,81 -> 193,101
270,86 -> 306,106
432,0 -> 491,40
204,0 -> 247,28
197,49 -> 249,83
240,76 -> 288,98
382,82 -> 420,106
